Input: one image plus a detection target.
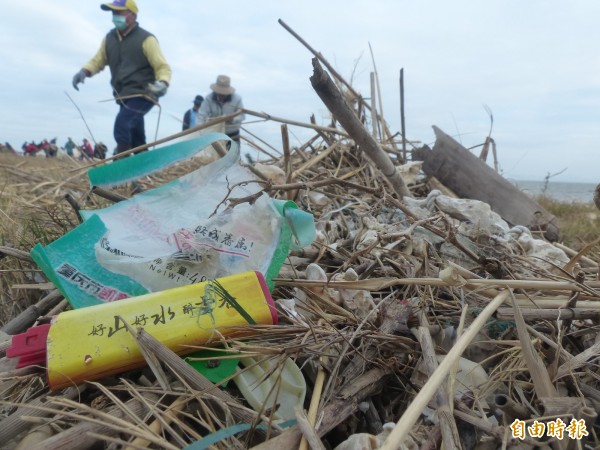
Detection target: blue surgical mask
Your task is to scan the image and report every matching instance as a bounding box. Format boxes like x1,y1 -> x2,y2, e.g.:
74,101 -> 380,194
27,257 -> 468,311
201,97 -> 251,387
112,15 -> 128,30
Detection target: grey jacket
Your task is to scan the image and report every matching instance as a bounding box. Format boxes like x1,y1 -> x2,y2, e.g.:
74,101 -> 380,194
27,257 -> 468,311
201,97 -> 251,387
198,92 -> 245,136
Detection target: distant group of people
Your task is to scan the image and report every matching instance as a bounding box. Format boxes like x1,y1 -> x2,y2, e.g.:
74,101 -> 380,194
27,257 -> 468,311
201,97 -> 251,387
0,137 -> 107,159
21,138 -> 59,157
71,0 -> 245,158
64,137 -> 107,160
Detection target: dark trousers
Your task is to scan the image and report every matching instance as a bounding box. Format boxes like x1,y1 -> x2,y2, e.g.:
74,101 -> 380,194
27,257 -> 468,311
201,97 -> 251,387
226,132 -> 240,143
114,97 -> 155,151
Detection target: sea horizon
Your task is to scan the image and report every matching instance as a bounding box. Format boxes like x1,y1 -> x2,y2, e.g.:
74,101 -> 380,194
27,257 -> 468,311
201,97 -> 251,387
508,179 -> 596,204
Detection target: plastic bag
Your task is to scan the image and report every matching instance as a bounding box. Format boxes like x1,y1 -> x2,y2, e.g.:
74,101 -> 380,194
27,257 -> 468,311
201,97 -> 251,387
32,133 -> 315,308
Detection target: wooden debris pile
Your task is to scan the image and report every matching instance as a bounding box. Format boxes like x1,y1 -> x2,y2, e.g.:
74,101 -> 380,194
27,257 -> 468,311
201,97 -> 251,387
1,29 -> 600,450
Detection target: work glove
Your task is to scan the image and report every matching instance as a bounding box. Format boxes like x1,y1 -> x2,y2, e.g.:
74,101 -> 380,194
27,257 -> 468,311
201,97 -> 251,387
72,69 -> 87,91
147,80 -> 168,98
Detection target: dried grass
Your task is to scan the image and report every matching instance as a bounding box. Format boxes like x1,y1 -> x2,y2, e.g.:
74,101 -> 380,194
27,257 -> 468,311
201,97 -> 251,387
0,103 -> 599,449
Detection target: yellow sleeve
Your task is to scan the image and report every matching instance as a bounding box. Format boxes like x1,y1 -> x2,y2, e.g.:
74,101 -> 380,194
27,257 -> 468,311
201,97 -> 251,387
82,37 -> 108,76
143,36 -> 172,85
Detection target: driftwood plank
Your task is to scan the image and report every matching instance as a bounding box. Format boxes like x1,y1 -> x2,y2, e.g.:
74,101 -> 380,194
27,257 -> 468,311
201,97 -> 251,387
413,126 -> 560,240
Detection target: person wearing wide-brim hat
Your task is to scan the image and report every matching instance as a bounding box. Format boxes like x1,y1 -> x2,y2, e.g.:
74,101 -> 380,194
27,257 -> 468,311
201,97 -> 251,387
198,75 -> 245,143
182,95 -> 204,131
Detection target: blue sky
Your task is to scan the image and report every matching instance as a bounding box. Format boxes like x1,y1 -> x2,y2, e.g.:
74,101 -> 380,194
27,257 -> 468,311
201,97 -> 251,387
2,0 -> 600,183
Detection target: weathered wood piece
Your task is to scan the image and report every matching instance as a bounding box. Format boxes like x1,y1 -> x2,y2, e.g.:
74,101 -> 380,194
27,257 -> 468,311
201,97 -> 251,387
413,126 -> 560,241
310,58 -> 412,199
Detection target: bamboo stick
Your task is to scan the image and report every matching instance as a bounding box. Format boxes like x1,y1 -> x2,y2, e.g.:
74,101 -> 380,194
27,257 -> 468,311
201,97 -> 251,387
91,186 -> 126,203
281,124 -> 291,187
379,290 -> 510,450
370,72 -> 378,139
45,299 -> 69,318
368,43 -> 390,145
495,307 -> 600,321
273,276 -> 600,295
399,68 -> 407,162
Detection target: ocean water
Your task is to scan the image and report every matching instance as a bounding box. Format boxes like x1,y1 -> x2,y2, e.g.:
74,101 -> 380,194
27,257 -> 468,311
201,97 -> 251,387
509,179 -> 597,204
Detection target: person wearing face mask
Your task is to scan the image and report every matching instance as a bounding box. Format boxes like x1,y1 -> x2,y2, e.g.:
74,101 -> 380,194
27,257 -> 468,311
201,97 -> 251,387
198,75 -> 246,143
71,0 -> 172,156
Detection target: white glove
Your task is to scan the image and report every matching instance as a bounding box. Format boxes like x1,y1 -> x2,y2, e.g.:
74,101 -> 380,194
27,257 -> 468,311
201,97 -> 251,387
147,80 -> 168,97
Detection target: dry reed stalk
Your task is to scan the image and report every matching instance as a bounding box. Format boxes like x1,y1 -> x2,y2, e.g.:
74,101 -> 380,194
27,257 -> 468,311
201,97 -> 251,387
15,392 -> 159,450
495,307 -> 600,321
80,111 -> 243,169
555,242 -> 599,268
0,386 -> 81,444
13,424 -> 54,449
279,19 -> 398,149
240,126 -> 282,157
0,246 -> 34,262
379,290 -> 510,450
251,367 -> 391,450
291,142 -> 341,180
133,327 -> 280,440
370,72 -> 379,139
295,406 -> 326,450
298,322 -> 329,450
123,396 -> 187,450
553,338 -> 600,382
2,60 -> 600,449
412,316 -> 462,450
1,289 -> 63,335
274,276 -> 600,296
10,282 -> 55,290
509,294 -> 567,450
242,108 -> 350,137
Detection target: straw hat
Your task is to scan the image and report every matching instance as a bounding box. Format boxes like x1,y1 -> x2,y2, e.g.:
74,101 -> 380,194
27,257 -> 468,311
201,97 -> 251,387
210,75 -> 235,95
